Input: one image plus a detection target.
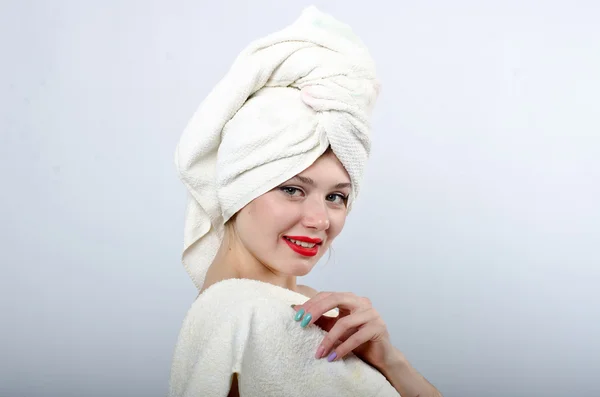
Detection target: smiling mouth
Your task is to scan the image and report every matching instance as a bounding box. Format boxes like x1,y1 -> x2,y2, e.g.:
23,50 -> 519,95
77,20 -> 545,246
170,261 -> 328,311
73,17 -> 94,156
282,236 -> 322,257
283,236 -> 318,248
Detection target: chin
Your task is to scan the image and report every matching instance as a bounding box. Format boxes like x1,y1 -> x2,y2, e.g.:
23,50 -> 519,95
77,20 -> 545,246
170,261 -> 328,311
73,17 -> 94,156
288,260 -> 317,276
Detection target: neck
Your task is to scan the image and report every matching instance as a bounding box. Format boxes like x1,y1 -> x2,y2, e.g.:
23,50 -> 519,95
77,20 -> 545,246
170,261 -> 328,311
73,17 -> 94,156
204,230 -> 299,293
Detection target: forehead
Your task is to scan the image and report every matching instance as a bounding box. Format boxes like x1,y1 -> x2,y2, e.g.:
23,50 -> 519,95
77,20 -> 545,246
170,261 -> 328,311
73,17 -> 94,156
298,151 -> 350,183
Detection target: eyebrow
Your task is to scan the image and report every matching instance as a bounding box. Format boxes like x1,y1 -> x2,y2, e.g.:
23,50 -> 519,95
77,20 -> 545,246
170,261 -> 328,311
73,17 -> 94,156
291,175 -> 352,190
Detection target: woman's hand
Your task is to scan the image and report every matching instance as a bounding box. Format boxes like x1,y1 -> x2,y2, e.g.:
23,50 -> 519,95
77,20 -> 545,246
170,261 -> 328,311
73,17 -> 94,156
293,291 -> 443,397
292,291 -> 400,371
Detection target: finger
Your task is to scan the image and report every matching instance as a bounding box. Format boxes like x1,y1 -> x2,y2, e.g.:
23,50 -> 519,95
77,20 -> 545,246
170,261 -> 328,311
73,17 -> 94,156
291,292 -> 333,318
291,292 -> 340,327
313,315 -> 358,337
300,292 -> 367,329
292,300 -> 337,327
313,314 -> 338,332
327,323 -> 379,362
318,309 -> 376,357
293,291 -> 334,312
309,293 -> 372,317
337,326 -> 359,343
315,309 -> 378,359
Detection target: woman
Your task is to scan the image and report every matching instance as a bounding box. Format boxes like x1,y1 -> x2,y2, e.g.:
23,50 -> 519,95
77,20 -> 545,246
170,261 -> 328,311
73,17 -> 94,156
169,6 -> 441,397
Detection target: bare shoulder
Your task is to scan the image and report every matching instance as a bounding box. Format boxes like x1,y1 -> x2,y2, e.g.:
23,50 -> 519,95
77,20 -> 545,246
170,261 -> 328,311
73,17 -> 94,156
297,284 -> 319,298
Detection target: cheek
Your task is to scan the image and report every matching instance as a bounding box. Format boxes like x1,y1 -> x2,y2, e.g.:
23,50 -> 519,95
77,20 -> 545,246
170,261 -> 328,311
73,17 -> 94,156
241,194 -> 299,240
253,197 -> 284,220
254,194 -> 300,227
327,210 -> 347,240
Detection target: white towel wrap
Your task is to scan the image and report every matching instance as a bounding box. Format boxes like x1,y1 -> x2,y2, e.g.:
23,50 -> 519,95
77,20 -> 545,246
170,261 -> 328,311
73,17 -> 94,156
174,6 -> 381,291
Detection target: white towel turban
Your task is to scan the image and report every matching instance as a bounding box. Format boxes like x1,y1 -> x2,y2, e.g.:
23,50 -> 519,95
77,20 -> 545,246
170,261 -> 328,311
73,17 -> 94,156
175,6 -> 381,291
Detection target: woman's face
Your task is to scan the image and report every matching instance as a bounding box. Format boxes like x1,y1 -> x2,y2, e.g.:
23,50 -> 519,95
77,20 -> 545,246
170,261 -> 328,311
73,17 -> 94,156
234,150 -> 351,276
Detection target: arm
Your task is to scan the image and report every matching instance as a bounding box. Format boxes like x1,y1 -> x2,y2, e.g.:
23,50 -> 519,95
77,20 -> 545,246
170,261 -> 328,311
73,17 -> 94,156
377,348 -> 442,397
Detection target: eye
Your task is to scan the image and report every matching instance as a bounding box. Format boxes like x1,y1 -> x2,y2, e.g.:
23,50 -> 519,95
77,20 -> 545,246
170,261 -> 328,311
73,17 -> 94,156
326,193 -> 348,205
279,186 -> 304,197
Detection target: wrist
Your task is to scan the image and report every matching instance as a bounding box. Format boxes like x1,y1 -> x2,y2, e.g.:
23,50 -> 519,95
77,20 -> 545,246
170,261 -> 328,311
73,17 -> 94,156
378,346 -> 443,397
380,346 -> 410,374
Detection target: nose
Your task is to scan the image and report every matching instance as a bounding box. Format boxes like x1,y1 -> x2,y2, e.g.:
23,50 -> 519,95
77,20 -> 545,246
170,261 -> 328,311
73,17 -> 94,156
301,197 -> 330,231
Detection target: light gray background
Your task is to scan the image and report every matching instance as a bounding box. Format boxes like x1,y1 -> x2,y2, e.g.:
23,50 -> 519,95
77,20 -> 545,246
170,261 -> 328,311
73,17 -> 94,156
2,1 -> 599,396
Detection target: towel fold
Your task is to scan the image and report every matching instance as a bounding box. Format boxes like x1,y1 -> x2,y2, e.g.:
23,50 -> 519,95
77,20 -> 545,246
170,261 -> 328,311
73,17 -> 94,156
168,278 -> 400,397
174,5 -> 380,291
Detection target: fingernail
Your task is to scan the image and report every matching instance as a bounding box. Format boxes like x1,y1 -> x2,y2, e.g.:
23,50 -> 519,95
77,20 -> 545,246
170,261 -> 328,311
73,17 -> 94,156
291,304 -> 296,308
300,313 -> 312,328
327,351 -> 337,362
315,346 -> 325,359
294,308 -> 305,321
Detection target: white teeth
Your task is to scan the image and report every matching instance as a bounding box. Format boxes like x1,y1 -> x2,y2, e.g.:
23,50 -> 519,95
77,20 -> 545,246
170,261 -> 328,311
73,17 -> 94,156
285,237 -> 316,248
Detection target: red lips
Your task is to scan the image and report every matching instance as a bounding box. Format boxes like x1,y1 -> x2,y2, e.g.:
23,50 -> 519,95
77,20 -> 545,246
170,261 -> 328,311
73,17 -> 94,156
282,236 -> 322,257
285,236 -> 323,244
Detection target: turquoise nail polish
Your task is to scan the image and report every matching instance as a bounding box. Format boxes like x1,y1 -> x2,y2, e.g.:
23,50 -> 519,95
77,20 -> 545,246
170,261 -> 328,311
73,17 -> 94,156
301,313 -> 312,328
294,308 -> 305,321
